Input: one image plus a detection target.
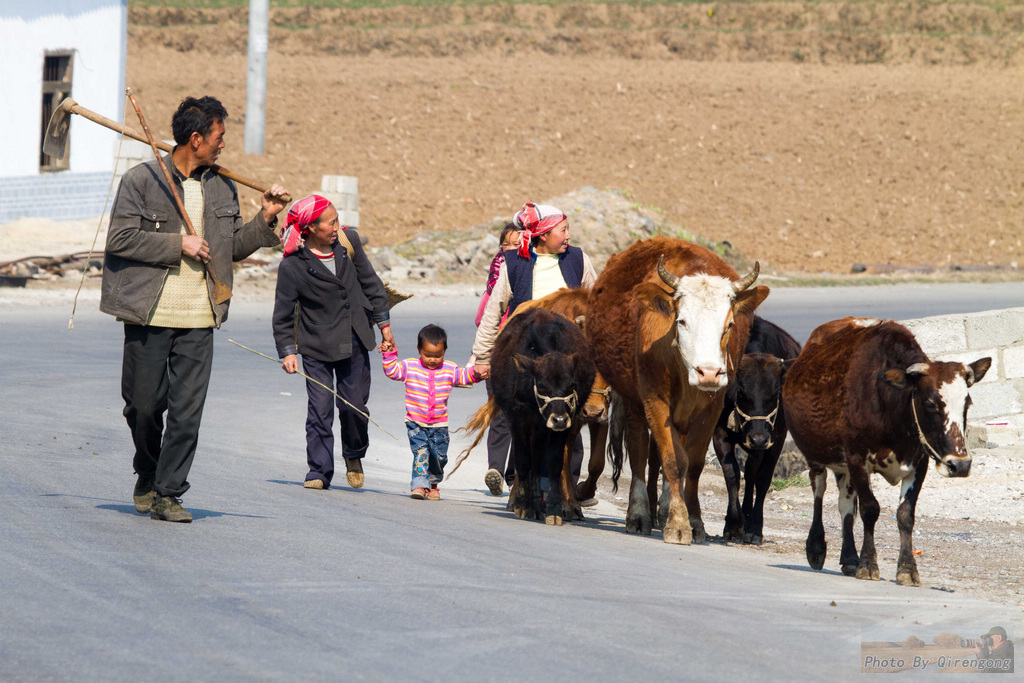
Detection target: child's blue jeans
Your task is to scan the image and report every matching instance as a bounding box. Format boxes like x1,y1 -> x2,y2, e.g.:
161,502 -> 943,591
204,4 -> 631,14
407,422 -> 449,490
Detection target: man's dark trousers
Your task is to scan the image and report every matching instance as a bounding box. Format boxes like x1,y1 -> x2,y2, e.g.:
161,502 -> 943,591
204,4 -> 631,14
301,334 -> 371,488
122,325 -> 214,498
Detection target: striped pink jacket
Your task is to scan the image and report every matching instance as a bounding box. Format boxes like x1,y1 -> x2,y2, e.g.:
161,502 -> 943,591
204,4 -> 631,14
382,351 -> 479,425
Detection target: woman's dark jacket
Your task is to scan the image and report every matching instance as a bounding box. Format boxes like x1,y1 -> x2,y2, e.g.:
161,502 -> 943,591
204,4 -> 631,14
273,230 -> 389,362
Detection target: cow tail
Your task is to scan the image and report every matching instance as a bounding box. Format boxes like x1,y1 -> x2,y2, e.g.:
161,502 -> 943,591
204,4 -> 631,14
448,396 -> 498,478
609,394 -> 626,493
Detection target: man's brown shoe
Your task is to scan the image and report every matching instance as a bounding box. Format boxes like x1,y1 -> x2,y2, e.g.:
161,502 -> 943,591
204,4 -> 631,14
345,458 -> 364,488
133,490 -> 158,514
303,479 -> 325,490
150,496 -> 193,523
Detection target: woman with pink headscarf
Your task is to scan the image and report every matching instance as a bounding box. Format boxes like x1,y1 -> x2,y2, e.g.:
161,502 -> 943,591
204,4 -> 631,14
272,194 -> 395,491
470,201 -> 598,496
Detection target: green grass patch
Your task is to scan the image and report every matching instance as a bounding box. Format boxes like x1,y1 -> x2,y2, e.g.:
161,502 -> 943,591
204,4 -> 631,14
771,474 -> 809,491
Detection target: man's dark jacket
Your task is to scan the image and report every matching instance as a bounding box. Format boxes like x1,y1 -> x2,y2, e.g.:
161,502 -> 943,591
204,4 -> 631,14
100,153 -> 279,326
273,231 -> 390,362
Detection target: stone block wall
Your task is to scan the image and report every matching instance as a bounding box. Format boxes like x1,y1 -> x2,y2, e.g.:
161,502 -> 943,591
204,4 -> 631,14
902,307 -> 1024,447
0,172 -> 112,222
320,175 -> 359,228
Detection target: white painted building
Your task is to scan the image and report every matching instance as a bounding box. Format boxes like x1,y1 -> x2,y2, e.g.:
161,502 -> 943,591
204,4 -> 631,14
0,0 -> 127,221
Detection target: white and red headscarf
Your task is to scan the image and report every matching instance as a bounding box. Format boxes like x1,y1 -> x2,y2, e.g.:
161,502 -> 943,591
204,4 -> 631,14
280,194 -> 332,255
512,202 -> 567,259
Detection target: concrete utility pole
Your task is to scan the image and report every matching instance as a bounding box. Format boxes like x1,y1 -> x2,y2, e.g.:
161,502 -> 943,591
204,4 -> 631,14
244,0 -> 268,155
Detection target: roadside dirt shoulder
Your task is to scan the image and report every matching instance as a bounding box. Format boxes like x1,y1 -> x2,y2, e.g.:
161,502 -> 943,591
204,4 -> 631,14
597,446 -> 1024,608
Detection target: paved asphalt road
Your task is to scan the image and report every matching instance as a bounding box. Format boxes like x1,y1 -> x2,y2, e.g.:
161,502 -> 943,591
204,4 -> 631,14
1,282 -> 1020,680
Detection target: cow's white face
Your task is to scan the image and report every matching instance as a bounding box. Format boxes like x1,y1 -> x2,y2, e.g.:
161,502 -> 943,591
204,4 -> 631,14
895,358 -> 992,478
673,275 -> 736,391
937,375 -> 969,461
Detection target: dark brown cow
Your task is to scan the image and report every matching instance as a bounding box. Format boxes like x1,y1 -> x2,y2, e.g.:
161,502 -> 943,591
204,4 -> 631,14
511,288 -> 611,503
587,237 -> 768,544
458,308 -> 596,524
783,317 -> 991,586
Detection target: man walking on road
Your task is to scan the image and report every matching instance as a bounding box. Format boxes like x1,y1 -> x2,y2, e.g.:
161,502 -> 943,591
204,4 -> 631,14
100,95 -> 289,523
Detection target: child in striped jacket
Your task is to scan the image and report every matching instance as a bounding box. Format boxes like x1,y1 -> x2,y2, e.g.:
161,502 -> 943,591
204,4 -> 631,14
381,324 -> 481,500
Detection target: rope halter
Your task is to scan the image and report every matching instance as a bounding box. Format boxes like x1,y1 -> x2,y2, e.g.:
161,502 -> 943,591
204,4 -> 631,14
534,383 -> 578,417
910,395 -> 946,467
731,401 -> 779,431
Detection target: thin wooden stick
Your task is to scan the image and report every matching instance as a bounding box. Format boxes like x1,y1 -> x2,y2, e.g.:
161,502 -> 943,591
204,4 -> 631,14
126,88 -> 232,305
227,339 -> 398,441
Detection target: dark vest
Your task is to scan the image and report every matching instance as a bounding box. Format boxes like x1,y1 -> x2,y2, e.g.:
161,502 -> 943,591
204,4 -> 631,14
506,245 -> 585,316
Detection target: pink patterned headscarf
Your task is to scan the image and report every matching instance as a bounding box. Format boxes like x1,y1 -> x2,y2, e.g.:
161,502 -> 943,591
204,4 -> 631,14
281,194 -> 332,255
512,202 -> 567,259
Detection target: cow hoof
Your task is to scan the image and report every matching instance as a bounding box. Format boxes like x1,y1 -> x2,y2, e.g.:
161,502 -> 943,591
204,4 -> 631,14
806,546 -> 827,570
723,527 -> 744,543
856,565 -> 881,581
896,571 -> 920,587
562,503 -> 585,522
743,532 -> 763,546
513,507 -> 526,519
625,514 -> 653,536
545,515 -> 563,526
691,522 -> 707,545
574,482 -> 596,501
662,523 -> 693,545
841,563 -> 858,577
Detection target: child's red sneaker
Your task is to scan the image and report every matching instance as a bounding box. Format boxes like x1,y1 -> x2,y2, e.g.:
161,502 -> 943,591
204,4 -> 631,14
426,487 -> 440,501
410,488 -> 428,500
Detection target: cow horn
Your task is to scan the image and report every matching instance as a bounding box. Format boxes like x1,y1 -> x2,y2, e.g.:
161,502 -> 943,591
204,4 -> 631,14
732,261 -> 760,293
906,363 -> 929,377
657,256 -> 681,290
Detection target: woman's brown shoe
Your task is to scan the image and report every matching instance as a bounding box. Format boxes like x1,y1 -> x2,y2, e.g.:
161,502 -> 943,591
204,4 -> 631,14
345,458 -> 364,488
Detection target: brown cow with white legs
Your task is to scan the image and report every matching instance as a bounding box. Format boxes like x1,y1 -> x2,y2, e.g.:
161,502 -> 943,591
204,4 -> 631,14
783,317 -> 991,586
587,237 -> 768,544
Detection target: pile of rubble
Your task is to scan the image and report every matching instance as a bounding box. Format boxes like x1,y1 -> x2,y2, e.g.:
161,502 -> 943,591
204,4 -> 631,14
0,252 -> 103,286
0,187 -> 739,289
365,186 -> 741,285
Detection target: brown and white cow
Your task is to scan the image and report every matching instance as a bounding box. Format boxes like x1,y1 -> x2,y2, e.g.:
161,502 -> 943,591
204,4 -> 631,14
783,317 -> 991,586
587,237 -> 768,544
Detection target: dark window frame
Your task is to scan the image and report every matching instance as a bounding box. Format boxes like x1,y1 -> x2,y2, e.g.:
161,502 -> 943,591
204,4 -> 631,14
40,50 -> 74,172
